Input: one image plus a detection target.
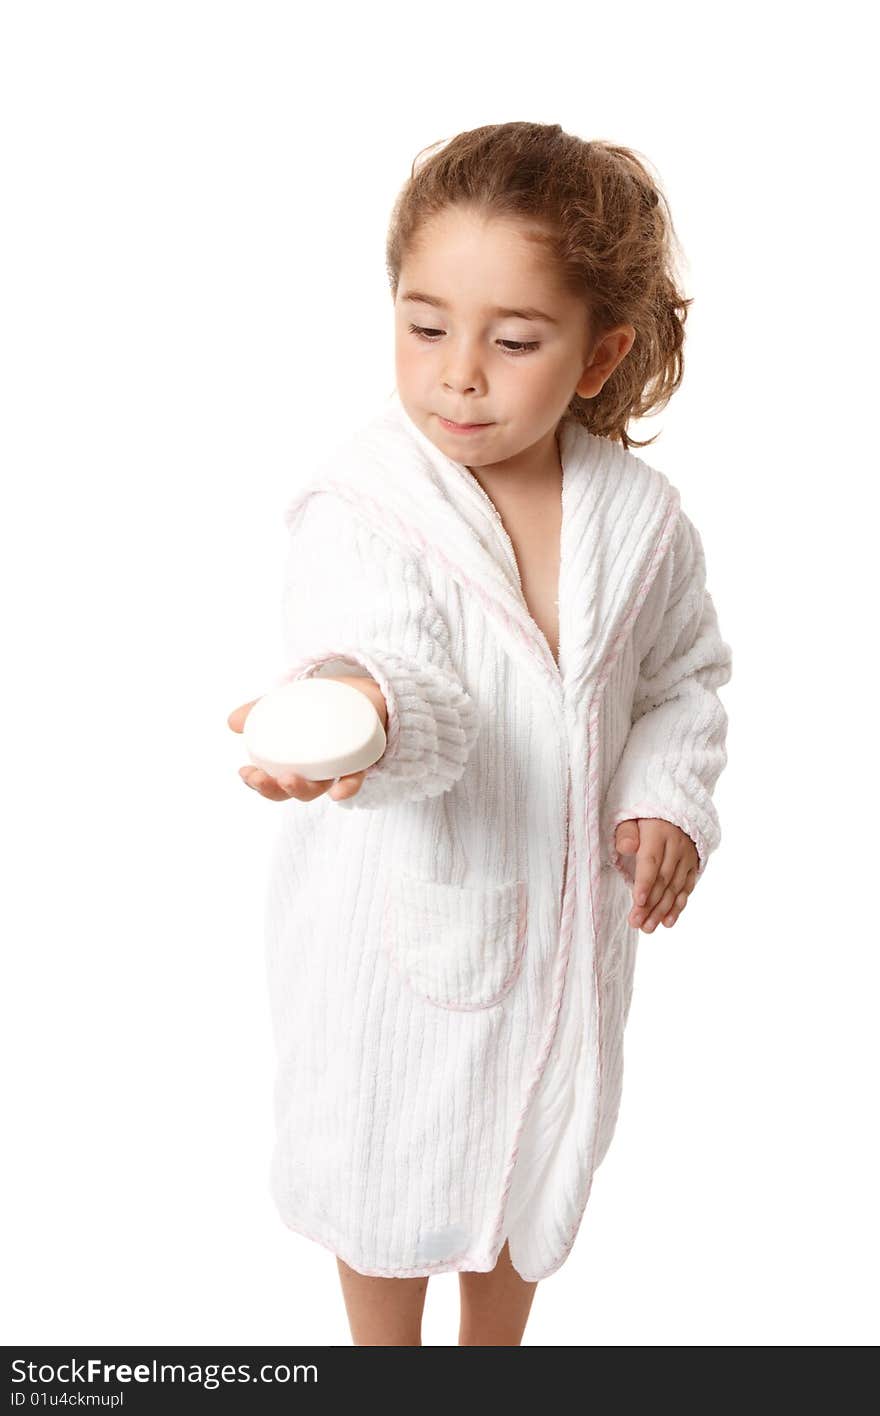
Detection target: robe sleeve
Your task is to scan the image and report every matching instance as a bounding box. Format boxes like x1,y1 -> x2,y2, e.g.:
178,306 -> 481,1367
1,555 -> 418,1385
269,489 -> 480,811
601,508 -> 732,883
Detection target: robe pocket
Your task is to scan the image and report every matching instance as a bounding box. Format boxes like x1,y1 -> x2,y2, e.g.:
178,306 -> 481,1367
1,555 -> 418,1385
383,872 -> 528,1011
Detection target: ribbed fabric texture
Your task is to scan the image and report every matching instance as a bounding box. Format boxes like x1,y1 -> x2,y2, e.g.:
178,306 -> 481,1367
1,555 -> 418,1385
261,395 -> 732,1282
601,509 -> 731,884
273,493 -> 481,810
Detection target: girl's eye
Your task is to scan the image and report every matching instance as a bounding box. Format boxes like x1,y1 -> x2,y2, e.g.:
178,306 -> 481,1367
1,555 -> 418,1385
407,323 -> 540,356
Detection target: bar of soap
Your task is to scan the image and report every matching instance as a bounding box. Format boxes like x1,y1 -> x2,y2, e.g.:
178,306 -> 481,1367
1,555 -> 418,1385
243,678 -> 387,782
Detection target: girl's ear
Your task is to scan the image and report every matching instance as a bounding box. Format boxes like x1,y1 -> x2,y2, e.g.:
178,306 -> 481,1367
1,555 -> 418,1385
576,324 -> 637,399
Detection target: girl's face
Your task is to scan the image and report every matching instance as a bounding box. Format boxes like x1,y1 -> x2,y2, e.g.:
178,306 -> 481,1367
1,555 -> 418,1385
393,206 -> 633,478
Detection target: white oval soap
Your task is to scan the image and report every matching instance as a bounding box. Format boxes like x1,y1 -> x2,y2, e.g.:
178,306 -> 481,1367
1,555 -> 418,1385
243,678 -> 387,782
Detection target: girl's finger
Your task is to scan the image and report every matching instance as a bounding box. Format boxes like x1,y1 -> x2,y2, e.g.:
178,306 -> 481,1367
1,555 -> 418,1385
242,767 -> 290,801
631,846 -> 661,915
631,833 -> 673,925
278,773 -> 334,801
329,770 -> 365,801
228,701 -> 259,733
654,852 -> 697,928
659,859 -> 692,920
662,891 -> 690,927
641,882 -> 678,932
639,836 -> 683,931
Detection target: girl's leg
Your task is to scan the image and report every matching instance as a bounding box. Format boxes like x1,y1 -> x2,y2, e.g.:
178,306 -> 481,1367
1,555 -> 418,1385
335,1255 -> 430,1346
457,1239 -> 539,1346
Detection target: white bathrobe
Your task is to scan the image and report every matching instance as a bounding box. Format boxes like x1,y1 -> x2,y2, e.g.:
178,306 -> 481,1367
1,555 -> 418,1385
262,388 -> 732,1282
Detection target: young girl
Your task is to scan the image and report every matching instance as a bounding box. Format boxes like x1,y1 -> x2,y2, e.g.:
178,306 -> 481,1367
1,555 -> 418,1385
228,122 -> 732,1346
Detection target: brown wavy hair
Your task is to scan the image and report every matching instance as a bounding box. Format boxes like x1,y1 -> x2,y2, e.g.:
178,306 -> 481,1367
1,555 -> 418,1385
386,122 -> 692,450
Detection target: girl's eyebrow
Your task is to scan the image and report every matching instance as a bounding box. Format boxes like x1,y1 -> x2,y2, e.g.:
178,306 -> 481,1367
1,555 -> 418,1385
400,289 -> 559,325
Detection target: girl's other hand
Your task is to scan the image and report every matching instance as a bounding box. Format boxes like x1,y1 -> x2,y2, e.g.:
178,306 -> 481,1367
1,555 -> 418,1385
226,699 -> 367,803
614,817 -> 699,932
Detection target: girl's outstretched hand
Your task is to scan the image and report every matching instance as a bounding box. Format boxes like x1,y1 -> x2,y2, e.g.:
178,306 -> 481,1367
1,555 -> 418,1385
226,699 -> 367,803
613,818 -> 699,933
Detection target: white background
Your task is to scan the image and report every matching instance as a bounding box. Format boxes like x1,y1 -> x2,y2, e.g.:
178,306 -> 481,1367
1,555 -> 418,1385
3,0 -> 877,1347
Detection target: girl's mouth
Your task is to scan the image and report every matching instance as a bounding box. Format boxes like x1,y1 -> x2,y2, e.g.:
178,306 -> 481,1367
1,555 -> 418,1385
437,416 -> 493,434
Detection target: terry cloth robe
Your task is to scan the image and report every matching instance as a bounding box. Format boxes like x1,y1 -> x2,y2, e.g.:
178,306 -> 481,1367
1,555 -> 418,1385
262,387 -> 732,1282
